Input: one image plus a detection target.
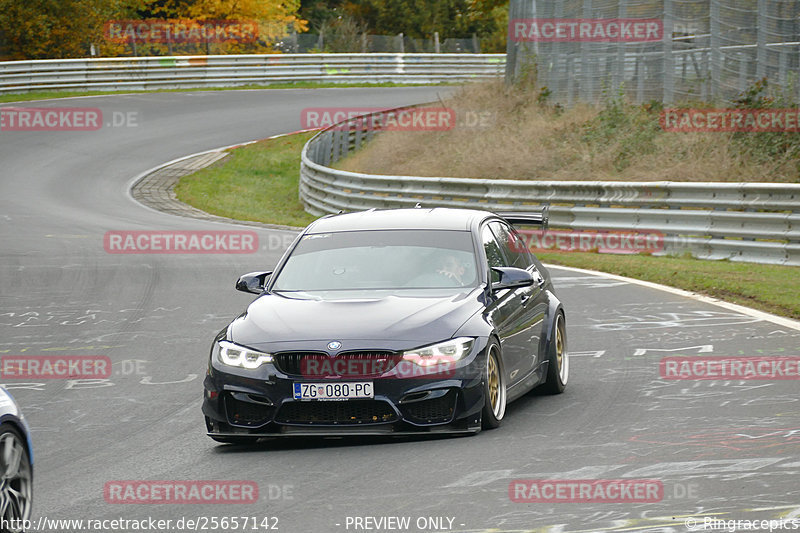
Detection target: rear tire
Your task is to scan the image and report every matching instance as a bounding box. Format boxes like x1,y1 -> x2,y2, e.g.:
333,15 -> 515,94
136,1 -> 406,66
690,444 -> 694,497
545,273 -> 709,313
541,312 -> 568,394
481,341 -> 507,429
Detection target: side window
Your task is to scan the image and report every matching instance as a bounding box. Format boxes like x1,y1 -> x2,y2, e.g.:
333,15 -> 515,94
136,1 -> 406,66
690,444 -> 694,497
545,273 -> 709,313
489,222 -> 532,269
481,226 -> 507,283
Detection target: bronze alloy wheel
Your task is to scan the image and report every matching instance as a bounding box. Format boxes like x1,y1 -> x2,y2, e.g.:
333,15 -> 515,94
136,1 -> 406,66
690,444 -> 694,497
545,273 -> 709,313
556,313 -> 569,385
483,343 -> 506,427
541,312 -> 568,394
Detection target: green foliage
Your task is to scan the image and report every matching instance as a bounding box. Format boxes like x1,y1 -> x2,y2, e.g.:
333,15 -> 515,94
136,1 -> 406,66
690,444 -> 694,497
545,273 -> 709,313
299,0 -> 508,52
319,14 -> 366,52
730,77 -> 800,171
581,88 -> 662,172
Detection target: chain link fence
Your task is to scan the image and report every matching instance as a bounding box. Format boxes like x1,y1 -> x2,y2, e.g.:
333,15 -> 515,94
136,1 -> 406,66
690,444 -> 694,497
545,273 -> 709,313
506,0 -> 800,105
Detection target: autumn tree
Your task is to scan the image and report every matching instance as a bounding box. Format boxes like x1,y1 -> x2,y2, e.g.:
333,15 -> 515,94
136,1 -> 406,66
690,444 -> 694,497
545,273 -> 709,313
139,0 -> 306,49
0,0 -> 305,59
0,0 -> 135,59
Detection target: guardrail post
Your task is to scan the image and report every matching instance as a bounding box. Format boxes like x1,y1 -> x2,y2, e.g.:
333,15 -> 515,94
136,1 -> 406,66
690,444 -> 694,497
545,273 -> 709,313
710,0 -> 720,101
738,52 -> 748,92
614,0 -> 626,96
550,0 -> 564,102
779,47 -> 788,88
581,0 -> 594,102
663,0 -> 675,104
566,55 -> 575,107
434,32 -> 440,53
505,0 -> 537,85
756,0 -> 767,80
701,48 -> 709,101
636,55 -> 644,102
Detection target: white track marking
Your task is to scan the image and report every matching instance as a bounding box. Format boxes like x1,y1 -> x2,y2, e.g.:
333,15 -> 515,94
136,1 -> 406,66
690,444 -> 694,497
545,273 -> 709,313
545,264 -> 800,332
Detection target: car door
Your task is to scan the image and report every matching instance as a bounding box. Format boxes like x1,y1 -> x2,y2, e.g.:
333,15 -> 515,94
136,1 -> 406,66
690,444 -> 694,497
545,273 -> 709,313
480,223 -> 531,387
488,221 -> 548,382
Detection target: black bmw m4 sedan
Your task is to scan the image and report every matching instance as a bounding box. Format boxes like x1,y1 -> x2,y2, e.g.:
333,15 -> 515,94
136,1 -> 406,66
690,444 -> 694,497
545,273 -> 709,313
203,208 -> 568,443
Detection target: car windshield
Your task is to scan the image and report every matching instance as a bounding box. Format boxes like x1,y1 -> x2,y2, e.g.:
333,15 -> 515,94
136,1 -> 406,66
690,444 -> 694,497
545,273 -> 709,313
271,229 -> 479,292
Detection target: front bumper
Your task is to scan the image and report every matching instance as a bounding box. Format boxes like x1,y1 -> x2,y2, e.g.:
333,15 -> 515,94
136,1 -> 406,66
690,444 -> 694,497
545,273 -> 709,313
202,340 -> 488,437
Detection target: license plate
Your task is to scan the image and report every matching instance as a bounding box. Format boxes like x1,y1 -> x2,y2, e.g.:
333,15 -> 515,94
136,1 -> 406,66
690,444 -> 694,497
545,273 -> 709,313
293,382 -> 373,401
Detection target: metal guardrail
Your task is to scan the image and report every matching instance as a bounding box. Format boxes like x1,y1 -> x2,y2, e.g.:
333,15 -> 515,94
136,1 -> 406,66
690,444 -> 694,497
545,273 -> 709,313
300,107 -> 800,266
0,54 -> 506,94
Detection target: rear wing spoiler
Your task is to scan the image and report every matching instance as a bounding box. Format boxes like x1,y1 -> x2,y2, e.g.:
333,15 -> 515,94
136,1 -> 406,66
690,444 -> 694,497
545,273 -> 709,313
496,206 -> 549,230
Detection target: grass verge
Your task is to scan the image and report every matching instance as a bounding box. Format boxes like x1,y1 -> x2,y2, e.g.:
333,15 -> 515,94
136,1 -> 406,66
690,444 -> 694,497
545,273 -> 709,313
0,81 -> 449,104
175,131 -> 800,320
538,251 -> 800,320
174,132 -> 316,228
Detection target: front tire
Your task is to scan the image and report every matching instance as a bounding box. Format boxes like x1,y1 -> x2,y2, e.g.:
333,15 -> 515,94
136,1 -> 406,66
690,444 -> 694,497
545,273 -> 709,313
0,424 -> 33,533
481,341 -> 507,429
541,312 -> 568,394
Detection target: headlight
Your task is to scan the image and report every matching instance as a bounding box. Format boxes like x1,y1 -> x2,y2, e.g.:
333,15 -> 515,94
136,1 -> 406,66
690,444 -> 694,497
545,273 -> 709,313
402,337 -> 475,367
216,340 -> 273,370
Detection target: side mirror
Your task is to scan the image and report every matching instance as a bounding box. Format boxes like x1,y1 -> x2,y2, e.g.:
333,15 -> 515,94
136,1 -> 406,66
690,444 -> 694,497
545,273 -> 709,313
491,267 -> 534,291
235,271 -> 272,295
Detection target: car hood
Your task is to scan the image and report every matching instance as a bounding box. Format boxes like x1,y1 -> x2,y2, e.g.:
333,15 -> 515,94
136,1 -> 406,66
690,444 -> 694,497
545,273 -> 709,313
229,289 -> 484,352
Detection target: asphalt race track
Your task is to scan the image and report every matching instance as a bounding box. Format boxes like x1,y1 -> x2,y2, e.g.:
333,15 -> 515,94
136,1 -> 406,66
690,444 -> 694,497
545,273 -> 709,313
1,88 -> 799,533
